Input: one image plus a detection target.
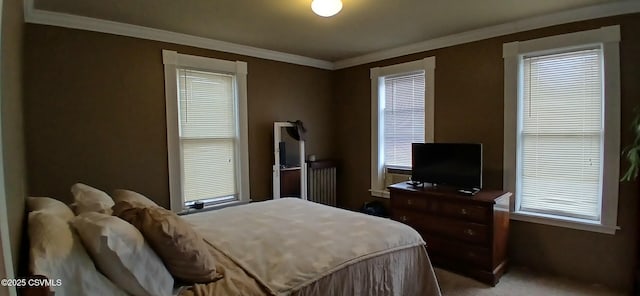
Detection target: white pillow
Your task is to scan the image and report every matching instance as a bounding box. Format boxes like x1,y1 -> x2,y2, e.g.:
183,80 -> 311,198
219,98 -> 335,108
71,183 -> 115,215
111,189 -> 159,208
28,211 -> 127,295
71,212 -> 174,296
26,196 -> 74,221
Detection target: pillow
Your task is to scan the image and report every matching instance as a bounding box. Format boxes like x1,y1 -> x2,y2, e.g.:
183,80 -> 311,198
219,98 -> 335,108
71,183 -> 115,215
111,189 -> 159,208
71,212 -> 173,296
113,201 -> 221,283
28,211 -> 127,295
26,196 -> 74,221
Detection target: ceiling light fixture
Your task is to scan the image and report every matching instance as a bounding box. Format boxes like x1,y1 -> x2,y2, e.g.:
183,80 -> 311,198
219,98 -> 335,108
311,0 -> 343,17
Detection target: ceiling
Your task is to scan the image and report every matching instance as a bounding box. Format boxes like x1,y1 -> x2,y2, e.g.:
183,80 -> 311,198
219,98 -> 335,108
32,0 -> 626,62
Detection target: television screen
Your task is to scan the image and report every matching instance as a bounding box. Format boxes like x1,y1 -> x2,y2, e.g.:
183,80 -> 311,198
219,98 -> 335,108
411,143 -> 482,189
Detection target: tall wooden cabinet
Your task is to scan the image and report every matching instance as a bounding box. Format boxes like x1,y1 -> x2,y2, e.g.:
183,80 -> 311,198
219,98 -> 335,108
388,182 -> 511,286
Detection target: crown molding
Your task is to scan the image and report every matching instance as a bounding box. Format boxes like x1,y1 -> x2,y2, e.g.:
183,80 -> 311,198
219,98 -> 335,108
23,0 -> 334,70
24,0 -> 640,71
333,0 -> 640,69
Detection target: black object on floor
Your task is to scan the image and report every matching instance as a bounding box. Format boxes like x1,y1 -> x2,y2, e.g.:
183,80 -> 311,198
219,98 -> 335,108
360,201 -> 389,218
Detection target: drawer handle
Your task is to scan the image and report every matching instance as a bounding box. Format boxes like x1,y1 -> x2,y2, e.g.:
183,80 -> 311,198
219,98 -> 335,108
460,208 -> 468,215
464,229 -> 475,236
400,216 -> 408,222
407,199 -> 413,205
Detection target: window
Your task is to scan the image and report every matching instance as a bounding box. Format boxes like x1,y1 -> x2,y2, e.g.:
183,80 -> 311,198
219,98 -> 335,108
370,57 -> 435,197
163,50 -> 250,212
384,72 -> 426,168
503,26 -> 620,234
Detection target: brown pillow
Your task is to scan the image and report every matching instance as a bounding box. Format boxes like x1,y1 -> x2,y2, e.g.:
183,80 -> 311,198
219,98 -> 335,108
112,201 -> 221,283
111,189 -> 159,208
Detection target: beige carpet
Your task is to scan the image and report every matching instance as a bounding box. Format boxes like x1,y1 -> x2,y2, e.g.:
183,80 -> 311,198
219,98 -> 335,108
435,267 -> 625,296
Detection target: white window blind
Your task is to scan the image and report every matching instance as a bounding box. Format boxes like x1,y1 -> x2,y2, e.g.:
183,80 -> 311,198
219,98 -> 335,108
519,48 -> 603,221
383,72 -> 425,168
178,69 -> 237,202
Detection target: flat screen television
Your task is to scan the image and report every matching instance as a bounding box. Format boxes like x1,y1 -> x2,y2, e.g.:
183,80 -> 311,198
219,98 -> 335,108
411,143 -> 482,190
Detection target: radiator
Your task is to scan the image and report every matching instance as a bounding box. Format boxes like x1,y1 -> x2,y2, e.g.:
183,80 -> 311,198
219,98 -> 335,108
307,160 -> 337,206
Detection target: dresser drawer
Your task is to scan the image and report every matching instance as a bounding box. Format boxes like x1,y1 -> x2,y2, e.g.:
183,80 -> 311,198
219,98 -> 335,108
424,217 -> 488,245
424,235 -> 492,268
435,200 -> 490,223
390,210 -> 423,229
390,194 -> 429,211
393,210 -> 488,245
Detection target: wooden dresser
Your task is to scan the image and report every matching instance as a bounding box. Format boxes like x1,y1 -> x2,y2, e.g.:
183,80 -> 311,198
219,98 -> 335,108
388,182 -> 511,286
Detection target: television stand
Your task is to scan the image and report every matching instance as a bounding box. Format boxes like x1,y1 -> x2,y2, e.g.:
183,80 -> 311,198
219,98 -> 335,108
388,182 -> 511,286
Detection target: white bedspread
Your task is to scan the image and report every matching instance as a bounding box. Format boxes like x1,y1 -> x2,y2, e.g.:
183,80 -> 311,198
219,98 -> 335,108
183,198 -> 425,296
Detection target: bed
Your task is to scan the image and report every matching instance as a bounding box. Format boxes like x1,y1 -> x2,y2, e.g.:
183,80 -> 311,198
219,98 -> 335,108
26,184 -> 442,296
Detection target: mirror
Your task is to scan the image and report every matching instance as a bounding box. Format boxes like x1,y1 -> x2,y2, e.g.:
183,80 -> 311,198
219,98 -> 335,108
272,122 -> 307,199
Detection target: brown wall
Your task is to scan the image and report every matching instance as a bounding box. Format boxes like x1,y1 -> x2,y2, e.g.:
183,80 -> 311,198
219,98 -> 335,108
1,0 -> 26,275
23,24 -> 335,207
333,14 -> 640,291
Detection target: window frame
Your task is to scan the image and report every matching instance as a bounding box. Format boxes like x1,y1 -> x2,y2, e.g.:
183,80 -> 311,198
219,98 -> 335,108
502,26 -> 620,234
370,57 -> 436,198
163,50 -> 250,213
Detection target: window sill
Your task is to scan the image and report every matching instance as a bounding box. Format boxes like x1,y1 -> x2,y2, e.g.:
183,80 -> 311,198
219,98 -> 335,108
510,211 -> 619,235
369,189 -> 390,199
178,199 -> 250,216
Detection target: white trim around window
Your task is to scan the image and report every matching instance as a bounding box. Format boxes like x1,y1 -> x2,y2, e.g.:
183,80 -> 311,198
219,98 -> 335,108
370,57 -> 436,198
503,26 -> 620,234
163,50 -> 250,213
